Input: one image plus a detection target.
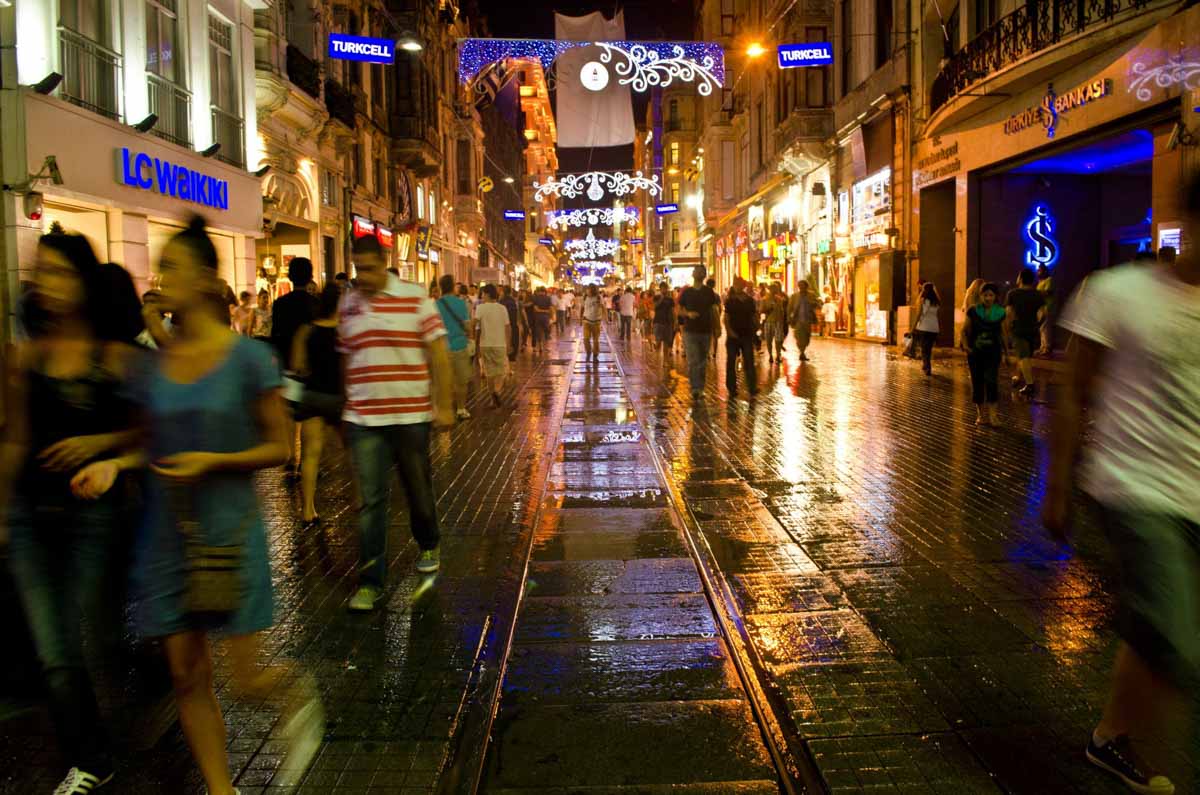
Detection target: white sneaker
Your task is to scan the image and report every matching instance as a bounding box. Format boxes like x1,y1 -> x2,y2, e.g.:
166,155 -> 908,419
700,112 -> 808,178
456,408 -> 471,420
348,585 -> 381,612
53,768 -> 113,794
273,680 -> 324,787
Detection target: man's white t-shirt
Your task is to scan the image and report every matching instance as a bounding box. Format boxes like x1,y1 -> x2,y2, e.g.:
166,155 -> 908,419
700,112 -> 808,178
1058,264 -> 1200,520
823,301 -> 837,322
619,292 -> 637,316
582,295 -> 604,323
550,293 -> 561,310
475,301 -> 509,348
561,292 -> 574,311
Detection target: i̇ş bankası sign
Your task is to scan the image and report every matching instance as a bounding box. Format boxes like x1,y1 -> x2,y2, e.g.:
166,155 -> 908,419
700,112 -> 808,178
118,147 -> 229,210
1003,79 -> 1112,139
328,33 -> 395,64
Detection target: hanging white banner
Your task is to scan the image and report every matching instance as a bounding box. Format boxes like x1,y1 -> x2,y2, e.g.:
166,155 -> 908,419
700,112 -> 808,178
554,11 -> 636,148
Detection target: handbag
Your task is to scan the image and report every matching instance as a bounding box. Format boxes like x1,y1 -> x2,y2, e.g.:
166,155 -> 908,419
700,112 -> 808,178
171,486 -> 247,617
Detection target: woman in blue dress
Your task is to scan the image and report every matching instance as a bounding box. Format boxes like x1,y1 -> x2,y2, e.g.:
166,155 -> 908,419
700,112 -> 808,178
75,217 -> 323,794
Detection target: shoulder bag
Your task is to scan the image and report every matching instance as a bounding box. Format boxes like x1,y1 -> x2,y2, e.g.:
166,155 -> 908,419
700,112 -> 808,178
170,485 -> 250,618
439,297 -> 475,356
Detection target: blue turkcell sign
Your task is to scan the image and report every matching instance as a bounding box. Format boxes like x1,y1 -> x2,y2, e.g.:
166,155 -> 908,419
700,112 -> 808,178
118,147 -> 229,210
630,237 -> 645,244
504,210 -> 526,220
328,33 -> 395,64
538,237 -> 554,245
777,42 -> 834,68
655,203 -> 679,215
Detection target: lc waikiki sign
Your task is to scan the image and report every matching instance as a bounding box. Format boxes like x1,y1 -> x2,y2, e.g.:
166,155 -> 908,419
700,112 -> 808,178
118,147 -> 229,210
1003,79 -> 1113,139
328,34 -> 395,64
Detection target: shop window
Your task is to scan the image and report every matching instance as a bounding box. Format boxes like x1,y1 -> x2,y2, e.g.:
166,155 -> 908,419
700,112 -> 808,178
322,171 -> 339,207
670,142 -> 680,166
671,183 -> 681,204
146,0 -> 181,85
429,191 -> 436,224
62,0 -> 113,46
417,184 -> 425,219
670,224 -> 680,253
876,0 -> 894,68
668,100 -> 680,130
208,13 -> 244,167
973,0 -> 997,35
58,0 -> 119,119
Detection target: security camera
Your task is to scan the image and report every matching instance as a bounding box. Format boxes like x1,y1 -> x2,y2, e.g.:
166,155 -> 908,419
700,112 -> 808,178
46,156 -> 63,185
23,192 -> 44,221
1167,121 -> 1198,151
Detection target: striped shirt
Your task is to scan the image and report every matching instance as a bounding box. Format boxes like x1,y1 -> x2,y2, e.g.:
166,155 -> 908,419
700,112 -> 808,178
338,273 -> 446,426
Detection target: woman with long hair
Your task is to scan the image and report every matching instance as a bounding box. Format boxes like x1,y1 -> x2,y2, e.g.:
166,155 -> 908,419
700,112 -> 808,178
291,283 -> 344,528
74,217 -> 323,794
911,282 -> 941,376
0,232 -> 140,794
960,282 -> 1008,425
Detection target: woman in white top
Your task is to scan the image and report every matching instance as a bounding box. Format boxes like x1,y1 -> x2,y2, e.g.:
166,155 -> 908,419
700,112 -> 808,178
912,282 -> 941,376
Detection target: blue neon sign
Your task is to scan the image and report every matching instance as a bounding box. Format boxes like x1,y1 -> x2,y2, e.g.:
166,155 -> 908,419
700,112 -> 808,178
118,147 -> 229,210
328,34 -> 395,64
538,237 -> 554,245
655,203 -> 679,215
777,43 -> 834,68
1023,205 -> 1058,268
630,237 -> 645,244
504,210 -> 526,220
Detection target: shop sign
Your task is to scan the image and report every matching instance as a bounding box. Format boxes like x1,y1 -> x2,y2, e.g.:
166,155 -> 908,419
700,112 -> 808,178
328,33 -> 395,64
1003,79 -> 1112,139
735,225 -> 748,249
118,147 -> 229,210
430,250 -> 440,264
1159,227 -> 1181,251
914,139 -> 960,187
850,168 -> 891,250
1023,205 -> 1059,268
416,225 -> 431,259
776,42 -> 834,68
503,210 -> 526,220
630,237 -> 645,244
376,225 -> 394,248
655,203 -> 679,215
352,215 -> 376,237
816,239 -> 831,254
538,237 -> 554,245
748,204 -> 765,246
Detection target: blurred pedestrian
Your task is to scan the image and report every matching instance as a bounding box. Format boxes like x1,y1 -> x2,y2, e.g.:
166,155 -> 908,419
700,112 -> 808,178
960,282 -> 1007,426
436,274 -> 473,421
960,278 -> 985,349
232,291 -> 256,336
532,287 -> 553,354
1006,267 -> 1044,396
678,266 -> 720,399
582,284 -> 604,363
821,294 -> 837,337
911,282 -> 941,376
253,289 -> 272,341
707,278 -> 722,358
341,235 -> 454,612
618,287 -> 636,342
552,288 -> 565,336
787,280 -> 818,362
269,257 -> 317,477
1,232 -> 139,794
499,285 -> 520,362
475,284 -> 510,407
761,282 -> 788,363
653,282 -> 677,362
1035,264 -> 1054,355
290,283 -> 344,528
76,217 -> 324,793
724,277 -> 758,398
1044,170 -> 1200,795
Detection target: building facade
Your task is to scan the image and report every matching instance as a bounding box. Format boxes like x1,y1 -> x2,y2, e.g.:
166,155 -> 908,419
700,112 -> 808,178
518,59 -> 559,288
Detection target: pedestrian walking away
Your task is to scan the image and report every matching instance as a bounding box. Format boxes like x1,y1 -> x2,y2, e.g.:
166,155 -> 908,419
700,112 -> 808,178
1006,267 -> 1045,396
1044,170 -> 1200,795
581,284 -> 605,362
618,287 -> 636,342
787,279 -> 818,361
724,277 -> 759,397
436,274 -> 474,421
499,285 -> 520,361
1035,263 -> 1055,355
289,283 -> 345,527
551,289 -> 564,337
707,278 -> 722,358
911,282 -> 941,376
531,287 -> 553,354
761,281 -> 788,363
475,284 -> 511,407
339,234 -> 454,613
677,266 -> 720,399
269,257 -> 318,478
960,282 -> 1008,426
653,282 -> 677,362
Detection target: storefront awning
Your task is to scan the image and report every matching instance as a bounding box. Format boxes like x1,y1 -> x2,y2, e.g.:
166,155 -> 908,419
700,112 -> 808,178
714,172 -> 792,232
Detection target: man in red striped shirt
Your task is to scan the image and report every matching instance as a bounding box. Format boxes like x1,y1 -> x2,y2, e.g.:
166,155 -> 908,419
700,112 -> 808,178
340,235 -> 453,612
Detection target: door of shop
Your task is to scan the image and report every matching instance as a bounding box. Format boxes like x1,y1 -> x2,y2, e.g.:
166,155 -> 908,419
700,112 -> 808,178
919,181 -> 956,346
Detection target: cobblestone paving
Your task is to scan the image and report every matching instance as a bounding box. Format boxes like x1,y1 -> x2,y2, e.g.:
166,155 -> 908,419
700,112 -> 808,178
610,327 -> 1198,794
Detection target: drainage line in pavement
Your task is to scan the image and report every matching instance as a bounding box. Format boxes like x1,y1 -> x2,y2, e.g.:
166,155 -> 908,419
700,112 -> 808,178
433,342 -> 579,795
607,334 -> 819,795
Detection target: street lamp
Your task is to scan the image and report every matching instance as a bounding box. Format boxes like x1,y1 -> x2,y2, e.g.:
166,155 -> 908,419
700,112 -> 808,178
746,42 -> 766,58
397,31 -> 423,52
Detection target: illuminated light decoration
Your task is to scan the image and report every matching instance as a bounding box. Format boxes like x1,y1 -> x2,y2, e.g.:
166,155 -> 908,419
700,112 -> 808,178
655,203 -> 680,215
1128,57 -> 1200,102
1023,205 -> 1059,269
457,39 -> 724,93
572,261 -> 616,273
564,229 -> 620,258
546,206 -> 639,229
533,170 -> 661,203
503,209 -> 526,220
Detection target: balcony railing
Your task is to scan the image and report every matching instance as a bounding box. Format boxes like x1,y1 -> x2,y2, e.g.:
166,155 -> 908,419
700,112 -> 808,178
286,44 -> 321,99
325,78 -> 356,129
147,72 -> 192,148
58,27 -> 122,120
211,106 -> 245,168
931,0 -> 1154,112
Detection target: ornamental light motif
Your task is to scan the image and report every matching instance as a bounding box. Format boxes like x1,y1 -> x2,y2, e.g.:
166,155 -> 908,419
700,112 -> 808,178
547,206 -> 639,229
534,170 -> 661,203
1128,56 -> 1200,101
564,229 -> 621,258
595,42 -> 722,96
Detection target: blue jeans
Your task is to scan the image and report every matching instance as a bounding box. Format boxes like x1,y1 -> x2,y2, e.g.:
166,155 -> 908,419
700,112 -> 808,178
347,422 -> 440,588
683,332 -> 710,394
7,493 -> 115,770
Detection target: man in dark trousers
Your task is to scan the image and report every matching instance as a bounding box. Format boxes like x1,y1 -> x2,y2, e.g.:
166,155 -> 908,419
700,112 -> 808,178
724,277 -> 758,398
499,285 -> 520,362
270,257 -> 319,472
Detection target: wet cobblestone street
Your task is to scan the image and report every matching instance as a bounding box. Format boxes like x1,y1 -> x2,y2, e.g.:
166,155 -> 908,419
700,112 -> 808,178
2,321 -> 1198,793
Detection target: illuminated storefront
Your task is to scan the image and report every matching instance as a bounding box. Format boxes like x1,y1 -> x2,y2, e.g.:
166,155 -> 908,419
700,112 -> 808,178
848,168 -> 891,341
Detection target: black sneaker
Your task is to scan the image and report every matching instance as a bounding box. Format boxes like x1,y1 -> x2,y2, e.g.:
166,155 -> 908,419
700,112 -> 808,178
1086,734 -> 1175,794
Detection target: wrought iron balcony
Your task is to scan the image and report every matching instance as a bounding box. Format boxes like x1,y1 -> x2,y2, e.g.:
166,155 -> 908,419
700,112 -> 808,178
211,106 -> 245,168
325,78 -> 356,129
147,73 -> 192,148
931,0 -> 1155,112
58,27 -> 122,121
286,44 -> 321,99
